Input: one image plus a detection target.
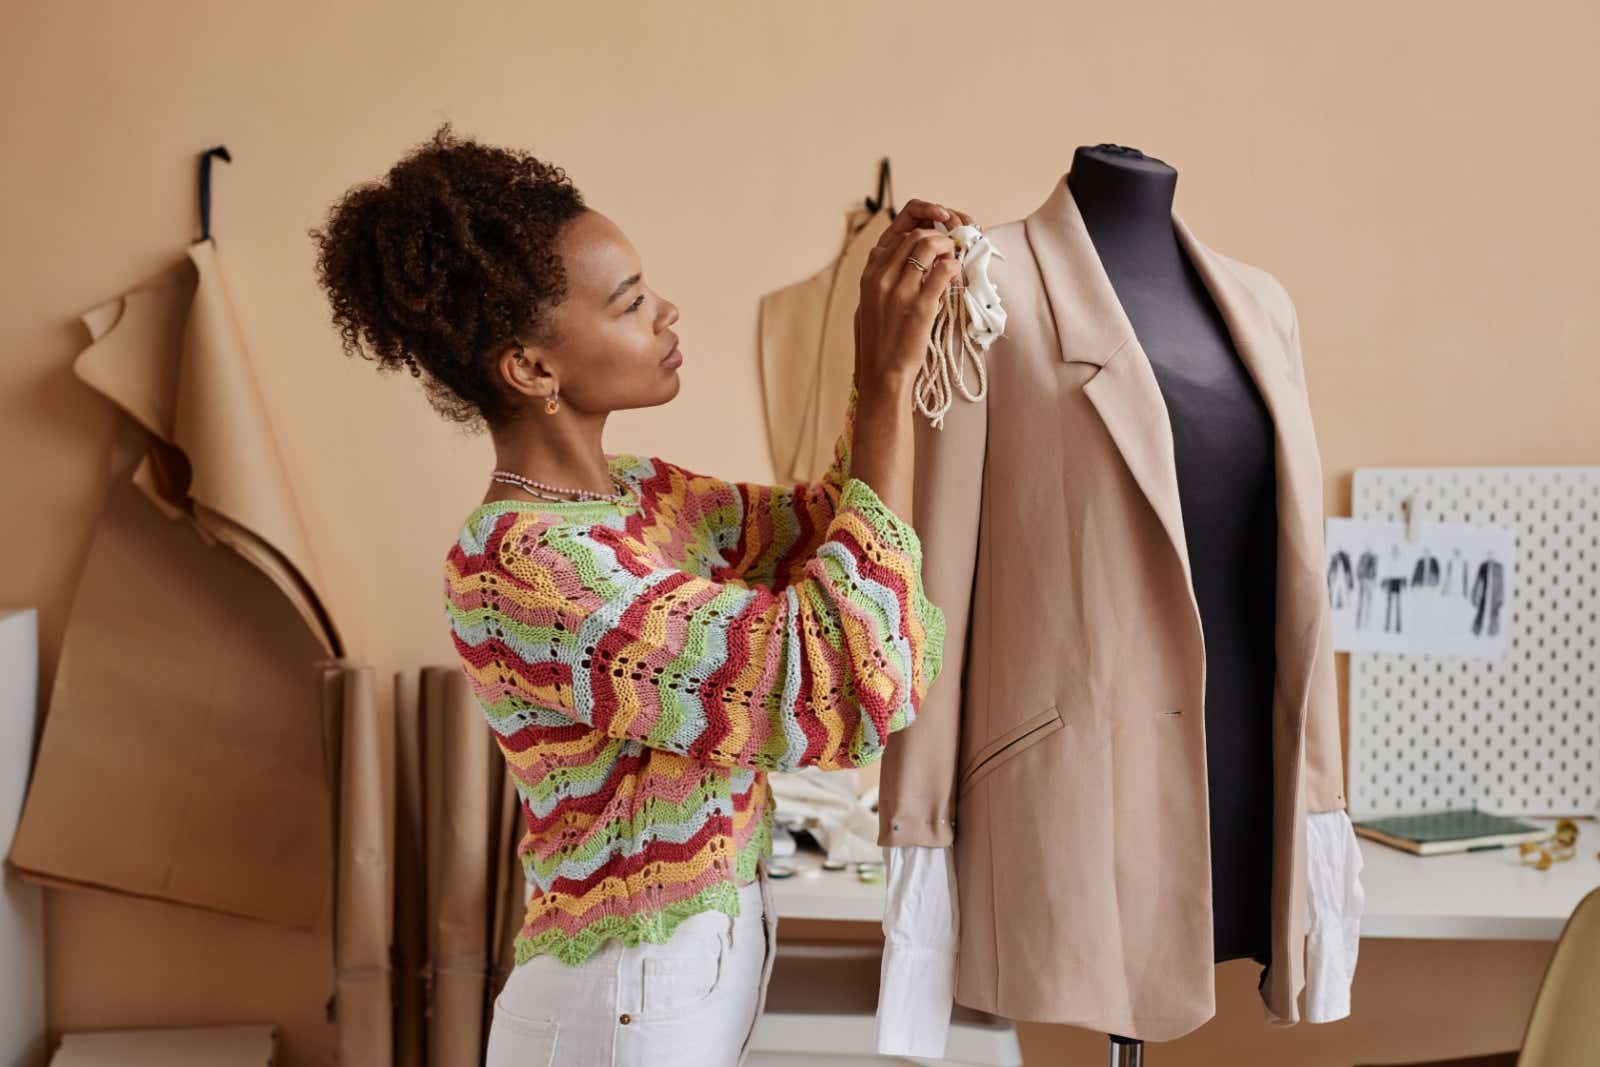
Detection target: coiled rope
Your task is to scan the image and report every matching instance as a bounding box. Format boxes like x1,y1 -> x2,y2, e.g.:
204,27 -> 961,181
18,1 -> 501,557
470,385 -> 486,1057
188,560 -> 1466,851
912,221 -> 1007,430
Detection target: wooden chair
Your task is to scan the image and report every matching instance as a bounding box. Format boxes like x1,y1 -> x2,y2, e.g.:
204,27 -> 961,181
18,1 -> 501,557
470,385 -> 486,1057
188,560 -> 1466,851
1355,884 -> 1600,1067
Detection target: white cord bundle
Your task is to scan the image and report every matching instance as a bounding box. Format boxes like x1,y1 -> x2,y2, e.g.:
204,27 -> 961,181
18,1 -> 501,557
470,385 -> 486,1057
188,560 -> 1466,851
912,220 -> 1007,429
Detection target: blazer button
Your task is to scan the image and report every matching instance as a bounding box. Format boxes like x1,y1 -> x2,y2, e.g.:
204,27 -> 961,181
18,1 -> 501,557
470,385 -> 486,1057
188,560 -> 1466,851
892,821 -> 901,831
619,1013 -> 632,1025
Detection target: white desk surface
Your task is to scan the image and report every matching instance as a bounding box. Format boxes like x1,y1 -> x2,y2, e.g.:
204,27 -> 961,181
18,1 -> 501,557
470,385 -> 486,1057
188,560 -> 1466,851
769,816 -> 1600,941
1356,816 -> 1599,940
766,847 -> 886,924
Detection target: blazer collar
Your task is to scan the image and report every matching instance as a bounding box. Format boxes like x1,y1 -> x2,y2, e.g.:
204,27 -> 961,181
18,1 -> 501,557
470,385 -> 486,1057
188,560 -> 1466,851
1021,172 -> 1294,386
1022,173 -> 1137,366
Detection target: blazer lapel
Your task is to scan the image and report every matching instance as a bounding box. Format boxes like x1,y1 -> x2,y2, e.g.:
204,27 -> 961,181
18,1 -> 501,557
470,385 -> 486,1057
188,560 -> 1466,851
1175,217 -> 1329,734
1023,175 -> 1194,597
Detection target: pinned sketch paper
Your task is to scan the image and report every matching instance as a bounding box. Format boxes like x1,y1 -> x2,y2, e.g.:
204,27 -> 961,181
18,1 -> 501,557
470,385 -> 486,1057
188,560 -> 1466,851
1325,517 -> 1514,657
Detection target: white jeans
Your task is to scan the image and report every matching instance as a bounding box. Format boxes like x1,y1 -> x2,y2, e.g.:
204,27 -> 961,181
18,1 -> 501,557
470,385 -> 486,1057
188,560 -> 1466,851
487,863 -> 778,1067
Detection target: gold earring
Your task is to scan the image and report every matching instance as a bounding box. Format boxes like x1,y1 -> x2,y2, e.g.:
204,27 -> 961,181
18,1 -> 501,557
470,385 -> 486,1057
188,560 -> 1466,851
544,388 -> 560,415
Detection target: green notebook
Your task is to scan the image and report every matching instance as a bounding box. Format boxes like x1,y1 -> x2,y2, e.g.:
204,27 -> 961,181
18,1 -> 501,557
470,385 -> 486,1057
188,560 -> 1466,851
1353,807 -> 1549,855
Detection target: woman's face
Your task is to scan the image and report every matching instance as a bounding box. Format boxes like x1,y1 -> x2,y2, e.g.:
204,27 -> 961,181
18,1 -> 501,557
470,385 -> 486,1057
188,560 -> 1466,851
506,208 -> 682,417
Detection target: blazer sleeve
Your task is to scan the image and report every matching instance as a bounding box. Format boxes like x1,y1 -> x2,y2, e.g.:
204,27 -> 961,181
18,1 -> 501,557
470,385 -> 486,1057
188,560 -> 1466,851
1288,298 -> 1348,813
877,377 -> 987,848
447,470 -> 945,774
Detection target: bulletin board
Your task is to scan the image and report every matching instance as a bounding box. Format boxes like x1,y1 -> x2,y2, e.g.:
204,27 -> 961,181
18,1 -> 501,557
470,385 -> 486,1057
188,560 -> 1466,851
1345,465 -> 1600,819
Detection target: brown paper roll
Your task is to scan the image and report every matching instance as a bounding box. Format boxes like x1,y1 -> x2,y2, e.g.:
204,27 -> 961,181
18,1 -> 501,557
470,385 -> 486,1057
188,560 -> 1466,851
321,662 -> 394,1067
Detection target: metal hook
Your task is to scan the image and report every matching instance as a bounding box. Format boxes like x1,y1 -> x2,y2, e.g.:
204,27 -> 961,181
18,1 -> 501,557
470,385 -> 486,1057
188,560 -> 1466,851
196,145 -> 232,245
864,157 -> 895,221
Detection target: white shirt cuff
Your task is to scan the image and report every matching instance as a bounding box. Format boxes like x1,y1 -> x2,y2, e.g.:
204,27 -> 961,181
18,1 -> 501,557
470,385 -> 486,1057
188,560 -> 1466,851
875,844 -> 957,1057
1304,809 -> 1365,1022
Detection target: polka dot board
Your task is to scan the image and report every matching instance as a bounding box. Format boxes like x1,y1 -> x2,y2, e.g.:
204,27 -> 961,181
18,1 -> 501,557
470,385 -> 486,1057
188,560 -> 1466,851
1347,466 -> 1599,818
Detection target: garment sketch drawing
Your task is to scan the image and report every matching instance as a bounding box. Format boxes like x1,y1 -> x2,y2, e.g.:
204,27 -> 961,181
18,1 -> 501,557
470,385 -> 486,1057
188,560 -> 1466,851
1411,548 -> 1441,588
1471,555 -> 1506,636
1324,515 -> 1517,657
1327,549 -> 1354,609
1355,548 -> 1378,629
1380,545 -> 1408,633
1381,577 -> 1407,632
1442,547 -> 1468,597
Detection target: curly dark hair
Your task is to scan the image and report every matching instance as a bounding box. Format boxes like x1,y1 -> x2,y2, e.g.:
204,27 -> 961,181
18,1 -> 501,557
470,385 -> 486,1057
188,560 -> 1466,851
309,121 -> 587,432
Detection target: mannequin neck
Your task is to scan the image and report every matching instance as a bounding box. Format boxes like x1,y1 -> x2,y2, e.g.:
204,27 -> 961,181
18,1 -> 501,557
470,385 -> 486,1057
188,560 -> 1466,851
1066,144 -> 1178,250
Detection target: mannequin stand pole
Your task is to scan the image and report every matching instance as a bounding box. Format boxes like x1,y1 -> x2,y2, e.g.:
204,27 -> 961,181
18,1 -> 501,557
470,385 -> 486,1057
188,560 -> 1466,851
1108,1032 -> 1145,1066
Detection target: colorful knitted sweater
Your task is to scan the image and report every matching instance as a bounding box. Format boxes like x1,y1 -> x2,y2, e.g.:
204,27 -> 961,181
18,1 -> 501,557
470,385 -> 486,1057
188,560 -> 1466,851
443,383 -> 945,967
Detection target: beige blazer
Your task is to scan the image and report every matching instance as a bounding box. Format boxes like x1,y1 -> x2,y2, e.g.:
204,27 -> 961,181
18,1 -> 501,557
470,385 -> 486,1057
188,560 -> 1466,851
758,203 -> 893,483
877,173 -> 1347,1040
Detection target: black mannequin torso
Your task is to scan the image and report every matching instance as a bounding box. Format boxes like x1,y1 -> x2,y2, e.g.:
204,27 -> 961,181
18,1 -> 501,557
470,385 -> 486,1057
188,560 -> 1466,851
1067,144 -> 1277,969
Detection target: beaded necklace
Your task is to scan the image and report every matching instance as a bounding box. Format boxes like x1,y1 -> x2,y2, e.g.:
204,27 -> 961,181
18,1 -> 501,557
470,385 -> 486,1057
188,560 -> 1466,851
489,467 -> 635,506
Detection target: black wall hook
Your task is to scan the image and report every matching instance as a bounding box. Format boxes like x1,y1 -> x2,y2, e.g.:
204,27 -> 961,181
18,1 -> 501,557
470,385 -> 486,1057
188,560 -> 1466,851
863,157 -> 896,221
197,145 -> 232,244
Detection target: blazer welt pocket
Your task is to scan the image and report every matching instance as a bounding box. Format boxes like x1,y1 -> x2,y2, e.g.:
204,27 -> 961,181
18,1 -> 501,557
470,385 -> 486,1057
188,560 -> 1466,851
957,704 -> 1064,797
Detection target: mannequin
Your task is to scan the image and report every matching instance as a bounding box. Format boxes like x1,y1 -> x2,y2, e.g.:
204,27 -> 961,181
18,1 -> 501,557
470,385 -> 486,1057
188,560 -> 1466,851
1075,145 -> 1278,1062
873,156 -> 1365,1060
1070,143 -> 1278,975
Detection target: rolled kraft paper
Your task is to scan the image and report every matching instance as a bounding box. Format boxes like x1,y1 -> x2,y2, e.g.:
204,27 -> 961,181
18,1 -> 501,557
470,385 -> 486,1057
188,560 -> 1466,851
393,668 -> 518,1065
483,768 -> 524,1054
422,667 -> 502,1067
392,670 -> 428,1067
320,662 -> 394,1067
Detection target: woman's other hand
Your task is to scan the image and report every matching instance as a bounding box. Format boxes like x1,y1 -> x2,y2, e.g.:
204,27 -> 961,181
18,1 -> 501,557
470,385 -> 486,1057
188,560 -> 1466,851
854,198 -> 976,392
846,198 -> 975,526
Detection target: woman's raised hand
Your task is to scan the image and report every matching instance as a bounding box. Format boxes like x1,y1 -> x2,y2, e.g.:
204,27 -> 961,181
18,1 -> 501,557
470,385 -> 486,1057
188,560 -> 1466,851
854,198 -> 977,390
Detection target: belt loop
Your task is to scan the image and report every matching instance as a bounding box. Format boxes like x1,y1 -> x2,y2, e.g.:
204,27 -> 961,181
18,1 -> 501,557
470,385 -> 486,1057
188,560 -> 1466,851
612,931 -> 628,1020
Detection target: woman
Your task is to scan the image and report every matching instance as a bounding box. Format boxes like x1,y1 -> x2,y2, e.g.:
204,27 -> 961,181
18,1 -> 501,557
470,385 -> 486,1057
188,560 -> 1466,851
311,123 -> 968,1066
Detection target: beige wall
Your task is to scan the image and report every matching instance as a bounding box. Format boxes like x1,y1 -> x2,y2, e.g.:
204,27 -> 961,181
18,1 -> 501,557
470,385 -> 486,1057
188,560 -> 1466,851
3,1 -> 1593,1064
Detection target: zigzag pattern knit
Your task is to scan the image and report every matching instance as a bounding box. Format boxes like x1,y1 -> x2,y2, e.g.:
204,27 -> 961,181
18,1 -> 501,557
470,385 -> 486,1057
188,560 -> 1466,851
443,383 -> 945,966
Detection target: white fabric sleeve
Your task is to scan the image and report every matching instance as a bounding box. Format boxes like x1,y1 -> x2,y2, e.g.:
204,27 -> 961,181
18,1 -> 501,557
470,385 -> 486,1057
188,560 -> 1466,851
875,844 -> 958,1057
1303,809 -> 1365,1022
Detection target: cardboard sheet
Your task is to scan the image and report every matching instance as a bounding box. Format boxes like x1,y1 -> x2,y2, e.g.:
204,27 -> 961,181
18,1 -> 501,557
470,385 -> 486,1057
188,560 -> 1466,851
49,1023 -> 276,1066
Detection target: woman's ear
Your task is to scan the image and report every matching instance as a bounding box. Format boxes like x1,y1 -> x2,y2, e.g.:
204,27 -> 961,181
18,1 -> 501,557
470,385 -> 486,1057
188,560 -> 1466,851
498,342 -> 557,401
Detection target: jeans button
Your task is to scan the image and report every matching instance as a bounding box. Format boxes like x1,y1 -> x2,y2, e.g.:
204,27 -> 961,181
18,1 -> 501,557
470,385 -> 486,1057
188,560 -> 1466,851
619,1013 -> 631,1025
